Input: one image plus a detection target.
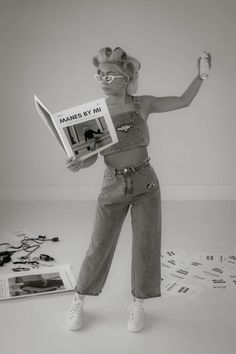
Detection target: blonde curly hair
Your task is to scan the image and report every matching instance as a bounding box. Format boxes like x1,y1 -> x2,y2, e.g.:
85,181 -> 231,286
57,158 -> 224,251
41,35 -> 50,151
93,47 -> 141,95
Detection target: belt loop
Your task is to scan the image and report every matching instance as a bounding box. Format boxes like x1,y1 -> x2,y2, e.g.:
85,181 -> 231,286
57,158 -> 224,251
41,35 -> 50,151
126,174 -> 132,195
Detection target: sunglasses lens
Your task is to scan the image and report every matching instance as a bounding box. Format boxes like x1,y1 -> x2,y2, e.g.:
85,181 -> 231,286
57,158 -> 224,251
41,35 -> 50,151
105,76 -> 113,83
95,75 -> 103,82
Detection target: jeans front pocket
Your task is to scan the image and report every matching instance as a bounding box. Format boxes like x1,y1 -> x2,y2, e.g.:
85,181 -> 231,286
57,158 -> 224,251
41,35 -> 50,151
133,165 -> 160,196
99,169 -> 126,203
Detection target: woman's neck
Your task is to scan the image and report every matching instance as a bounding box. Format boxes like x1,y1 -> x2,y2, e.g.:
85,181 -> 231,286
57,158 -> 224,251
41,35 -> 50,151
106,93 -> 132,106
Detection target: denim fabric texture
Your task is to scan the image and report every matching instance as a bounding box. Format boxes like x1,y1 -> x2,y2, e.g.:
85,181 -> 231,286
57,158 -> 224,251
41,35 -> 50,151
75,158 -> 162,299
100,96 -> 150,156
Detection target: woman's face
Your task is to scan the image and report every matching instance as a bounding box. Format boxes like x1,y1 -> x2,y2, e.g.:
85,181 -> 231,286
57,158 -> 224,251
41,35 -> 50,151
96,62 -> 128,96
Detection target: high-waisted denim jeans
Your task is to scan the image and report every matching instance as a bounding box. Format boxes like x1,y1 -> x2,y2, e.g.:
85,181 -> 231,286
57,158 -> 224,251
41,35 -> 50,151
75,158 -> 162,299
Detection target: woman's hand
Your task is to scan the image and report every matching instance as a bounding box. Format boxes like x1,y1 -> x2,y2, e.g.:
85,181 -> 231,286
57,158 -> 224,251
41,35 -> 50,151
65,156 -> 84,172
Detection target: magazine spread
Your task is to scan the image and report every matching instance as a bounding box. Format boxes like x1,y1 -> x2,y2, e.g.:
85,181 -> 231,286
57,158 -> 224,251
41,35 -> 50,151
0,264 -> 75,300
34,95 -> 118,159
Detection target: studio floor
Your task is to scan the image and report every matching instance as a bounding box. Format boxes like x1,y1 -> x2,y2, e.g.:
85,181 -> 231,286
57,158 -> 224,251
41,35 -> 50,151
0,200 -> 235,354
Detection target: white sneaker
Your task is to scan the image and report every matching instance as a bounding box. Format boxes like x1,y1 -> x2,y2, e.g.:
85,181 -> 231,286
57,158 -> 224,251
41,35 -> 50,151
127,299 -> 145,332
66,293 -> 84,330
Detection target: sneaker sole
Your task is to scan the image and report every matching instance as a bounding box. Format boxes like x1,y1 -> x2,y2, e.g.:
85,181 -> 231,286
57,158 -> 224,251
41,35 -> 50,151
127,323 -> 144,332
67,322 -> 83,331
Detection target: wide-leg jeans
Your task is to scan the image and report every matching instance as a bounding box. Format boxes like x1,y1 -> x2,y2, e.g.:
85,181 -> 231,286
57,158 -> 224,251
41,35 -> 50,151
75,159 -> 162,299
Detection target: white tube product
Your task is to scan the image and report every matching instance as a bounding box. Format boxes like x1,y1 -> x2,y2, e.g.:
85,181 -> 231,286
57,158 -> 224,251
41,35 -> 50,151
200,51 -> 209,80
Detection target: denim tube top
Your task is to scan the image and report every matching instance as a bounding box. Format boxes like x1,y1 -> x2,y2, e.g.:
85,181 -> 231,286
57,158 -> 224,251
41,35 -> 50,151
100,97 -> 150,156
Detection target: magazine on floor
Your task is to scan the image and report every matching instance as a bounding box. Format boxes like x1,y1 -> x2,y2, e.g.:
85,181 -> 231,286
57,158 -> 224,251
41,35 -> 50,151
34,95 -> 118,159
0,264 -> 75,300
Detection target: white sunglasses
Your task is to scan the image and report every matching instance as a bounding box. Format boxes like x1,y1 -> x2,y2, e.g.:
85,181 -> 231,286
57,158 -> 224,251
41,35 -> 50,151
94,74 -> 126,84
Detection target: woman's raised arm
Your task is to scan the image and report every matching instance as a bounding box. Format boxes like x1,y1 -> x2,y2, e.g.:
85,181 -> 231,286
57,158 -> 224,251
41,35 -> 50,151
142,52 -> 212,114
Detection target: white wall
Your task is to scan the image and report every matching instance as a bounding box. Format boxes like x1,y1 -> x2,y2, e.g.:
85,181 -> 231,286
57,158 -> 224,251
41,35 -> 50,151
0,0 -> 235,200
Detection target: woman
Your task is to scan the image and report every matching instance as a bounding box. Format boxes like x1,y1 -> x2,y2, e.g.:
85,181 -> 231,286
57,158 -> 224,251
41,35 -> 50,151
65,47 -> 212,332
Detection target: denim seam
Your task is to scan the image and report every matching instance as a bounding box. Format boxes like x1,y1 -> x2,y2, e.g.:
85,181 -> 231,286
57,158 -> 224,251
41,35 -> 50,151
99,241 -> 117,291
131,290 -> 162,299
75,288 -> 101,296
132,267 -> 136,295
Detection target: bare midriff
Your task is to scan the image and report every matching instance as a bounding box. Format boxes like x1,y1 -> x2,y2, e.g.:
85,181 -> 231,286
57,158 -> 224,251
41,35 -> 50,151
104,146 -> 149,169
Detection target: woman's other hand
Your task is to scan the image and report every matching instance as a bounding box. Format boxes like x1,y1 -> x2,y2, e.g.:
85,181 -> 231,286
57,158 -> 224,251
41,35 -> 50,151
65,156 -> 84,172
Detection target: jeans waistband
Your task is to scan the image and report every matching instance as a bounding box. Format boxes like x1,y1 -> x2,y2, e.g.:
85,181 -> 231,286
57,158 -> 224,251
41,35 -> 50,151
114,157 -> 150,175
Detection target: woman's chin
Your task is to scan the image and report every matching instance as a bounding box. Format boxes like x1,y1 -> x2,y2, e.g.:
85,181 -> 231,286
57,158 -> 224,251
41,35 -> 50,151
102,87 -> 112,94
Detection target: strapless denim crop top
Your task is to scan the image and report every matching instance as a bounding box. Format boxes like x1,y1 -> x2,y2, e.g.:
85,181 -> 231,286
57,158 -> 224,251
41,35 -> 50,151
100,96 -> 150,156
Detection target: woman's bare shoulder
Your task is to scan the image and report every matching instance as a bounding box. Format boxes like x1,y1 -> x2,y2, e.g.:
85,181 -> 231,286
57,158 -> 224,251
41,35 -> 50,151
136,95 -> 153,120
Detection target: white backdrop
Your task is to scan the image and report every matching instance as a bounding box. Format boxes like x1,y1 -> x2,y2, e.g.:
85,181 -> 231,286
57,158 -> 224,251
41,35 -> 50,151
0,0 -> 235,200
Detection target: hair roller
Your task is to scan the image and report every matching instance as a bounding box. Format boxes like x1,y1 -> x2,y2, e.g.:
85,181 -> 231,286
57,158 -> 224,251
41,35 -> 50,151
123,61 -> 135,77
100,47 -> 112,61
114,47 -> 127,61
109,47 -> 127,63
93,47 -> 112,67
105,47 -> 112,57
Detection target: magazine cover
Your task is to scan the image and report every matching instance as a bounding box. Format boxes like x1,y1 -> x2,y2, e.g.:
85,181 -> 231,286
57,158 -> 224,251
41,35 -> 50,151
34,96 -> 118,159
0,264 -> 75,300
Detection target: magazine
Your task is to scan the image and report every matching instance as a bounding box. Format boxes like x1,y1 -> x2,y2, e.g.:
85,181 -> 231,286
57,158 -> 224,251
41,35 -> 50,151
0,264 -> 75,300
34,95 -> 118,159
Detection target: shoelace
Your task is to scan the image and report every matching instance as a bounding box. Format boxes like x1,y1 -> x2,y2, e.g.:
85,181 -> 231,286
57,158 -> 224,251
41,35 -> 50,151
68,300 -> 84,318
127,302 -> 144,320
